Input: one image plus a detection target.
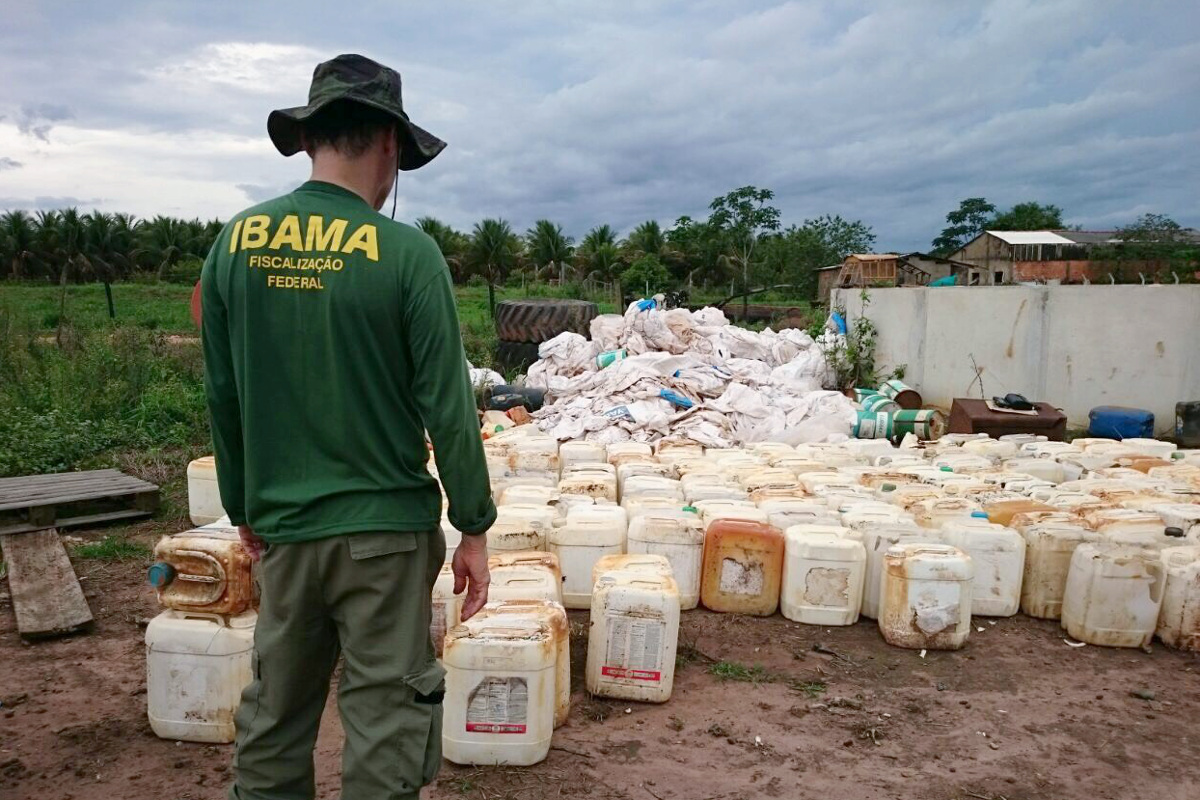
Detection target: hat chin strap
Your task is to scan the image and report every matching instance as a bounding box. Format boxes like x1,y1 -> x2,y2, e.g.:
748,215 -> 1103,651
390,133 -> 400,219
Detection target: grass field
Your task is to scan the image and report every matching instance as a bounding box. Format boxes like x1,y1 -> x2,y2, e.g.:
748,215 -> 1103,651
0,280 -> 622,486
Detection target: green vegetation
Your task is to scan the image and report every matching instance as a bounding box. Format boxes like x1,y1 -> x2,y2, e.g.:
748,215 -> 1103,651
707,660 -> 774,683
71,535 -> 152,561
789,679 -> 828,698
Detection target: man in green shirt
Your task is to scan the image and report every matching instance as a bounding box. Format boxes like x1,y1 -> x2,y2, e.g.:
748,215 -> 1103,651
201,54 -> 496,800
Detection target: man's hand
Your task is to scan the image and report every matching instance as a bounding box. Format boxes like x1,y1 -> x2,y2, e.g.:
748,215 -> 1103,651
452,533 -> 491,621
238,524 -> 266,562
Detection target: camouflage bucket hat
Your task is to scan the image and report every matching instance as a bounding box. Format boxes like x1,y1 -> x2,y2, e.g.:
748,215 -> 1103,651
268,53 -> 446,171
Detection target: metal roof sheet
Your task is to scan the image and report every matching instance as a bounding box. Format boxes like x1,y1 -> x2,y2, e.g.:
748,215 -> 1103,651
986,231 -> 1075,245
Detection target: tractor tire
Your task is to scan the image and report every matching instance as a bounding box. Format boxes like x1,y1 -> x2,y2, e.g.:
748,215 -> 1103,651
494,299 -> 599,344
494,340 -> 542,375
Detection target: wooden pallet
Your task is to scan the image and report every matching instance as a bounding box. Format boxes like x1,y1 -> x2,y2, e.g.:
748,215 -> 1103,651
0,469 -> 160,535
1,528 -> 94,639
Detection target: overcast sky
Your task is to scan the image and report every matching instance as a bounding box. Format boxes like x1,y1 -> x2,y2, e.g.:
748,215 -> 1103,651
1,0 -> 1196,251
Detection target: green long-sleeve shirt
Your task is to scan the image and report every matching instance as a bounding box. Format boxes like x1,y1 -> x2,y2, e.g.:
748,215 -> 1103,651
200,180 -> 496,544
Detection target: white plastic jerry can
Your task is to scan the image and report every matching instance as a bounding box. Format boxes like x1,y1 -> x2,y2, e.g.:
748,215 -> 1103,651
440,515 -> 462,565
587,570 -> 681,703
145,610 -> 256,743
606,441 -> 654,466
548,506 -> 628,610
487,505 -> 554,556
431,564 -> 461,658
1020,523 -> 1100,620
860,524 -> 937,620
878,544 -> 974,651
781,529 -> 866,626
488,564 -> 563,606
758,498 -> 839,530
472,600 -> 571,727
558,440 -> 607,470
1157,546 -> 1200,650
1062,543 -> 1165,648
186,456 -> 226,526
442,616 -> 557,766
620,475 -> 684,506
591,553 -> 674,586
558,469 -> 618,503
498,484 -> 560,507
939,519 -> 1025,617
626,512 -> 705,610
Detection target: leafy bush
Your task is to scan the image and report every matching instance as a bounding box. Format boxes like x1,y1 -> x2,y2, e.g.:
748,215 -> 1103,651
621,255 -> 671,295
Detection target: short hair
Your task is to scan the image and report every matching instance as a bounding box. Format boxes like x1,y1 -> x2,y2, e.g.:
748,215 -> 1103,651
301,99 -> 397,157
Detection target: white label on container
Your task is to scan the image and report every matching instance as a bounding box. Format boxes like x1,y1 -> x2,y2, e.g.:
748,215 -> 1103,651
602,613 -> 665,682
805,567 -> 850,607
720,557 -> 764,596
465,677 -> 528,734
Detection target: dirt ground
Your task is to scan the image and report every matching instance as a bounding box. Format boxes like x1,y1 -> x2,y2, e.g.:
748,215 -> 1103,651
3,553 -> 1199,800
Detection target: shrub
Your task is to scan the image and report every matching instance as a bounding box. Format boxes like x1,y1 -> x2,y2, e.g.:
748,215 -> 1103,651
620,255 -> 670,296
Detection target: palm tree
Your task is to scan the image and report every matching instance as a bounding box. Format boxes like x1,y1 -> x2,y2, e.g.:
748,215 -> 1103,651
31,210 -> 62,280
140,215 -> 193,280
467,218 -> 521,314
576,224 -> 624,282
0,210 -> 37,280
525,219 -> 574,283
416,216 -> 470,281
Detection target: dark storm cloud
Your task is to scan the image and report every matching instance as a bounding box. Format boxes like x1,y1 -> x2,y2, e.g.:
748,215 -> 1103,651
0,1 -> 1197,249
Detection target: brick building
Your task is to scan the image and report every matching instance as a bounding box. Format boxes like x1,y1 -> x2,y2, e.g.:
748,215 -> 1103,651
947,230 -> 1123,284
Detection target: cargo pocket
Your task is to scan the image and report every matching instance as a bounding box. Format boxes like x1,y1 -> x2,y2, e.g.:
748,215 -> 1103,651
402,659 -> 446,789
348,531 -> 417,560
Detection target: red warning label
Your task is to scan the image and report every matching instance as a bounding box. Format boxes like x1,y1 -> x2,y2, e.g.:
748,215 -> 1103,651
466,722 -> 527,734
602,666 -> 662,682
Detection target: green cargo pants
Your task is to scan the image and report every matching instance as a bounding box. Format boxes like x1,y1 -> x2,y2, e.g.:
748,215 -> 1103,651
228,530 -> 446,800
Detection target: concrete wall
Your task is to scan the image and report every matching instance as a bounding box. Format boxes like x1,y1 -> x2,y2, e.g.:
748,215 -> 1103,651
833,285 -> 1200,432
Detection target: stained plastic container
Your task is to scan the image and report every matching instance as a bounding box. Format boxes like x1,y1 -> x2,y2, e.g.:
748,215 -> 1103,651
1152,504 -> 1200,538
549,506 -> 628,609
694,500 -> 768,529
684,482 -> 750,504
431,564 -> 460,657
442,616 -> 556,766
487,505 -> 554,556
781,528 -> 866,625
878,544 -> 974,650
499,485 -> 560,506
620,475 -> 683,506
591,552 -> 674,584
472,600 -> 571,727
861,524 -> 936,620
1122,438 -> 1176,461
981,499 -> 1056,527
1062,543 -> 1165,648
959,438 -> 1019,461
1002,458 -> 1067,485
914,497 -> 983,529
758,498 -> 839,530
700,520 -> 784,615
441,515 -> 463,564
559,441 -> 607,470
488,550 -> 563,587
488,563 -> 563,606
1020,522 -> 1100,620
627,513 -> 705,610
149,525 -> 255,616
186,456 -> 225,526
606,442 -> 654,466
940,520 -> 1025,617
145,610 -> 256,743
1157,545 -> 1200,650
586,570 -> 680,702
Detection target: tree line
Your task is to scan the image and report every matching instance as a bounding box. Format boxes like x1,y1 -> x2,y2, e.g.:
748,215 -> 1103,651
2,190 -> 1192,296
0,187 -> 875,300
